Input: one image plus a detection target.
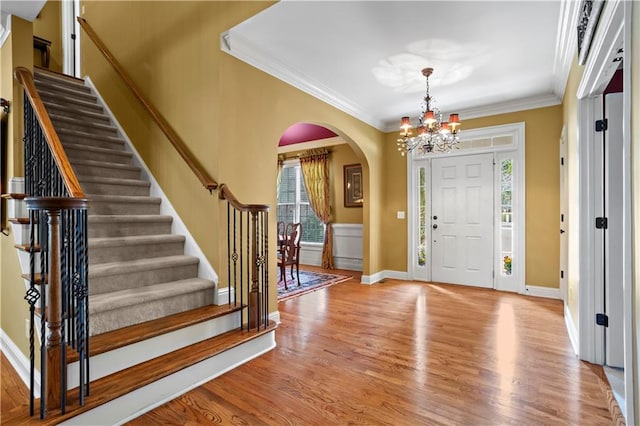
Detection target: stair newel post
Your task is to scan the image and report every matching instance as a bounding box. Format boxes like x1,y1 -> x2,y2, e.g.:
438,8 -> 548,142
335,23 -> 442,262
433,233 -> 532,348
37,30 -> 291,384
45,206 -> 63,412
248,210 -> 261,329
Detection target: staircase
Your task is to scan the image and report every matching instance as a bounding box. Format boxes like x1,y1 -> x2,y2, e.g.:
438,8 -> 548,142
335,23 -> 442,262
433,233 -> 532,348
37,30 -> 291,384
2,66 -> 275,423
33,67 -> 216,335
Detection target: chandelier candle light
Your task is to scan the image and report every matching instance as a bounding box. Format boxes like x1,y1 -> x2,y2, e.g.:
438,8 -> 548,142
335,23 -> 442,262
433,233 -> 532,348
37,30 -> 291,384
397,67 -> 461,155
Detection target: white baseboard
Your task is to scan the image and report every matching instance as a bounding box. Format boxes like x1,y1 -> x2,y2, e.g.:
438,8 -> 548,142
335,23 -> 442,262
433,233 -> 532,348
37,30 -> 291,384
361,270 -> 408,285
0,328 -> 40,397
564,303 -> 579,356
269,311 -> 281,324
525,285 -> 562,299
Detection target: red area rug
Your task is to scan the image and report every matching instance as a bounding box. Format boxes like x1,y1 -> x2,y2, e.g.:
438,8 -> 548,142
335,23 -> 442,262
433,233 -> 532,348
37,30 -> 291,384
277,270 -> 351,301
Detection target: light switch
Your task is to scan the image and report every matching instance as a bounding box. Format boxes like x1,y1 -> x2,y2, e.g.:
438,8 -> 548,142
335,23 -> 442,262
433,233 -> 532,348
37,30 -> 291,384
397,211 -> 405,219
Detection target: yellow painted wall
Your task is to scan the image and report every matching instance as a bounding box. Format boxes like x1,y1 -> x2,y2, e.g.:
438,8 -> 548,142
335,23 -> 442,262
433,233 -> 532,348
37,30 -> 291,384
0,16 -> 34,357
282,143 -> 363,224
382,105 -> 564,288
562,57 -> 585,334
79,1 -> 385,314
33,0 -> 63,72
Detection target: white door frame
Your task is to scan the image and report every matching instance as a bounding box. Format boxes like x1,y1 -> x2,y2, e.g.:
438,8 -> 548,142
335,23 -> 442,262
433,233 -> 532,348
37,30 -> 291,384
559,125 -> 568,302
61,0 -> 81,77
407,122 -> 525,294
575,0 -> 633,422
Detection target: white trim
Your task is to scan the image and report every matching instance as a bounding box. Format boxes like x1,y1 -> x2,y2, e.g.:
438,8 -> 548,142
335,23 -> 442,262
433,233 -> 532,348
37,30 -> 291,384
407,122 -> 525,295
577,0 -> 624,99
61,0 -> 75,75
525,285 -> 562,300
84,77 -> 220,301
574,0 -> 634,423
0,328 -> 41,398
564,303 -> 580,357
578,95 -> 603,365
454,94 -> 561,123
553,0 -> 581,97
360,270 -> 408,285
269,310 -> 281,325
0,12 -> 11,48
221,31 -> 383,131
59,331 -> 276,426
277,136 -> 346,154
621,2 -> 634,422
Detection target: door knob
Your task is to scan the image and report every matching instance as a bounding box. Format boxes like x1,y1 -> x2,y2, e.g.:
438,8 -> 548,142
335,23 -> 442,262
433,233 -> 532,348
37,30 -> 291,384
433,224 -> 438,229
433,215 -> 438,220
560,229 -> 565,234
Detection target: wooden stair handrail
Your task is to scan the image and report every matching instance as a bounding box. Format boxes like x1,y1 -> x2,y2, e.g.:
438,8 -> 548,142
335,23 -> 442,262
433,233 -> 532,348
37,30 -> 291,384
14,67 -> 85,199
77,17 -> 218,193
218,184 -> 269,213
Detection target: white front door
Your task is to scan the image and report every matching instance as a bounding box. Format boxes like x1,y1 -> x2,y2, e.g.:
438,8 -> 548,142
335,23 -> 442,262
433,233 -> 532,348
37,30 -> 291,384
431,153 -> 494,287
604,92 -> 624,368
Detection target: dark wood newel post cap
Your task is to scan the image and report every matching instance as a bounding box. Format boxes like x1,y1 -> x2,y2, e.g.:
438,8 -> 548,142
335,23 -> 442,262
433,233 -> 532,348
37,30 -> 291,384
25,197 -> 89,211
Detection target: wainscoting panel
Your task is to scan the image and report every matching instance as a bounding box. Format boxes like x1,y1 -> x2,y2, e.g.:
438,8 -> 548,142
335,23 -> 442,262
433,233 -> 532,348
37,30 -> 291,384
298,223 -> 363,272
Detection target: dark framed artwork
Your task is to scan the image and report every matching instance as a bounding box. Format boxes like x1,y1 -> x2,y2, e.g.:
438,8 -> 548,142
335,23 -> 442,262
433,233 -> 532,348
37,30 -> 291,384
344,163 -> 363,208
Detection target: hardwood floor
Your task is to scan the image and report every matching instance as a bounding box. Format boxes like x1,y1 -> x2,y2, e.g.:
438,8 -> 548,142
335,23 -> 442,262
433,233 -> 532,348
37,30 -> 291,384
1,268 -> 614,424
130,271 -> 613,425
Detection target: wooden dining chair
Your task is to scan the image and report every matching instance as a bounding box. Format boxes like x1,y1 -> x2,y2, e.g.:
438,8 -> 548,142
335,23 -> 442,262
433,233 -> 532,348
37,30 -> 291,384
277,222 -> 301,289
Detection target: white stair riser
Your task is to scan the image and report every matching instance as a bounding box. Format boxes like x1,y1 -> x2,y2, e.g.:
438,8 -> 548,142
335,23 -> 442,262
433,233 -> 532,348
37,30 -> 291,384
66,310 -> 241,388
10,222 -> 29,245
89,263 -> 199,295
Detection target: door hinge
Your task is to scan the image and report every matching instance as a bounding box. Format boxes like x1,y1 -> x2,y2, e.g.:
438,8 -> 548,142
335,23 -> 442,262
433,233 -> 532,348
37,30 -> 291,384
595,119 -> 608,132
596,313 -> 609,327
71,33 -> 76,40
595,217 -> 608,229
560,270 -> 564,279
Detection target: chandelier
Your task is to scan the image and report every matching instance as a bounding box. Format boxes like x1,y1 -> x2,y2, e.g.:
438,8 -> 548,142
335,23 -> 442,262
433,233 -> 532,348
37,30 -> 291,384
397,67 -> 461,155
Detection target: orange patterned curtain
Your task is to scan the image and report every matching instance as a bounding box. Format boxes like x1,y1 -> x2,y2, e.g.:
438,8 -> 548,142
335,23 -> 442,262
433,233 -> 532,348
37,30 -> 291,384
276,155 -> 285,195
299,148 -> 334,269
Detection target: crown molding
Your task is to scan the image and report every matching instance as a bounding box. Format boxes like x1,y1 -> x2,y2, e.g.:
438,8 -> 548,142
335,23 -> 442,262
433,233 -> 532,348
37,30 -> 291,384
221,31 -> 385,131
552,0 -> 581,98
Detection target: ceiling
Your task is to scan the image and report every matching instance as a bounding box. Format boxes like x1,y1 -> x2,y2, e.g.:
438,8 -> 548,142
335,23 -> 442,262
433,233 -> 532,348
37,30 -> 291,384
223,1 -> 574,138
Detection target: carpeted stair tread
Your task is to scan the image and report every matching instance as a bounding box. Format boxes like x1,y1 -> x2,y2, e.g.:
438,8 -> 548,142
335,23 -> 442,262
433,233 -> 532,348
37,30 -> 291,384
88,214 -> 173,224
89,255 -> 198,278
89,277 -> 214,313
57,128 -> 124,145
34,67 -> 87,87
49,113 -> 118,134
87,194 -> 161,215
66,143 -> 131,157
35,83 -> 97,102
71,158 -> 140,172
89,234 -> 185,248
42,101 -> 109,121
39,91 -> 104,112
88,194 -> 160,203
34,78 -> 92,95
78,175 -> 150,187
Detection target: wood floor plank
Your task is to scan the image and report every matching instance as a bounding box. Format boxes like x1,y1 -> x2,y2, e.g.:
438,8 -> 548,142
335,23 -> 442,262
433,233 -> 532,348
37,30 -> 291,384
128,274 -> 614,425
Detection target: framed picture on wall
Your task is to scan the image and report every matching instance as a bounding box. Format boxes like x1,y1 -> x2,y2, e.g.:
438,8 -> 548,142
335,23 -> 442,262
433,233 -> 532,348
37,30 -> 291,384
344,163 -> 363,208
